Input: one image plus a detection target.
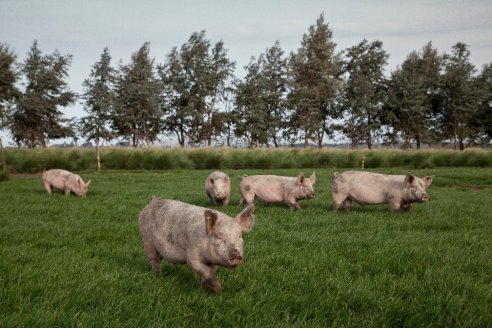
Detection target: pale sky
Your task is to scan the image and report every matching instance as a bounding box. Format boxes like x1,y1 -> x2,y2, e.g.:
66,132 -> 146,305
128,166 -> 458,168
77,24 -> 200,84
1,0 -> 491,145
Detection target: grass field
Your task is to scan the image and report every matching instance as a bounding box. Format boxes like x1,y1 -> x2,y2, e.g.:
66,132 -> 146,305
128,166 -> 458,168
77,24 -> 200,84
1,167 -> 491,327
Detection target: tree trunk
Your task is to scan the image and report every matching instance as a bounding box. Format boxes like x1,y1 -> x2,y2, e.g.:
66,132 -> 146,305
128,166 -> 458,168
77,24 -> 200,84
95,137 -> 101,172
317,130 -> 324,149
0,137 -> 5,170
453,121 -> 458,151
273,135 -> 278,148
304,128 -> 309,148
416,134 -> 421,150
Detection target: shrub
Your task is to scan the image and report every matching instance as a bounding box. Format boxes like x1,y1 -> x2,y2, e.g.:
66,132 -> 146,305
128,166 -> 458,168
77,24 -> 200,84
0,167 -> 9,181
3,147 -> 492,173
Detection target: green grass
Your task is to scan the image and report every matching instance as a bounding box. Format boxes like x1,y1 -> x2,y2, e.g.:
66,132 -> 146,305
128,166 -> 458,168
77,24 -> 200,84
1,167 -> 491,327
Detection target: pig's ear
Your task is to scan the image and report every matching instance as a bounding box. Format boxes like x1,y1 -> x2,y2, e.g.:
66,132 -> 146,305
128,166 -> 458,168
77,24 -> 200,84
209,178 -> 214,186
235,204 -> 255,233
423,176 -> 433,187
404,173 -> 415,187
310,171 -> 316,185
224,176 -> 230,185
204,210 -> 218,236
85,179 -> 92,188
297,173 -> 305,185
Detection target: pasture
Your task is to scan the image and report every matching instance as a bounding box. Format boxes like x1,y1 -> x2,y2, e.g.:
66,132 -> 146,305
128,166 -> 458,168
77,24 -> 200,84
1,167 -> 491,327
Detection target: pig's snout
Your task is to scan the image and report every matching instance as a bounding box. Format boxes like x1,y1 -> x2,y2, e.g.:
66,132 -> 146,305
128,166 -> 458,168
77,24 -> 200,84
308,191 -> 316,198
228,249 -> 243,266
420,193 -> 428,202
215,191 -> 225,200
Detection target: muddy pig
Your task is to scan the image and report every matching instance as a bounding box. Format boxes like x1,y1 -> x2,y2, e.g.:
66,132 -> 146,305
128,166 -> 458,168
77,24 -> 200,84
42,169 -> 91,197
204,171 -> 231,206
138,198 -> 255,294
239,172 -> 316,211
331,171 -> 433,212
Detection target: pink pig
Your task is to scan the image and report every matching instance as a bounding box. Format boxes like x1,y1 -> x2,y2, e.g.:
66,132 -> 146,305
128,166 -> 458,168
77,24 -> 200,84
331,171 -> 433,212
42,169 -> 91,197
239,172 -> 316,210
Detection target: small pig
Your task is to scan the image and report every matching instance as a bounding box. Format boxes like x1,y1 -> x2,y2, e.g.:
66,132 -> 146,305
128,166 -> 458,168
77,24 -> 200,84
42,169 -> 91,197
331,171 -> 433,212
138,198 -> 255,294
204,171 -> 231,206
239,172 -> 316,211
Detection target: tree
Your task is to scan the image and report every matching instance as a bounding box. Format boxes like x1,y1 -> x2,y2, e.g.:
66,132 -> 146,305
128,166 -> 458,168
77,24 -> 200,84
10,40 -> 76,148
180,31 -> 235,147
341,39 -> 388,149
160,31 -> 234,147
234,58 -> 269,147
79,47 -> 116,171
384,42 -> 442,149
259,41 -> 288,147
159,47 -> 190,147
234,41 -> 288,147
113,42 -> 162,147
469,63 -> 492,145
0,42 -> 19,173
439,43 -> 482,150
287,14 -> 342,148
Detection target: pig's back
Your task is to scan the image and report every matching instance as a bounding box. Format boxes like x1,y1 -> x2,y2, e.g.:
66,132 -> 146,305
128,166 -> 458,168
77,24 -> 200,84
241,175 -> 292,202
341,171 -> 405,204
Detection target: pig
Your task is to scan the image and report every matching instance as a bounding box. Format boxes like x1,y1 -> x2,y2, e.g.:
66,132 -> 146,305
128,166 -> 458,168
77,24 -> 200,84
204,171 -> 231,206
239,172 -> 316,211
331,171 -> 433,212
138,197 -> 255,294
42,169 -> 91,197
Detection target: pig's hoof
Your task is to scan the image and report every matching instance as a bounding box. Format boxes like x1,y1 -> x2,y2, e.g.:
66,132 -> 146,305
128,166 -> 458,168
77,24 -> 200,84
202,279 -> 222,294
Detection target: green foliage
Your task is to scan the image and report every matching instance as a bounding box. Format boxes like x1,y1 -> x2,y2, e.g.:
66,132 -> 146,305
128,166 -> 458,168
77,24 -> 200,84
79,47 -> 116,145
3,148 -> 492,173
288,14 -> 343,148
1,168 -> 491,326
0,42 -> 19,123
113,42 -> 162,147
9,40 -> 76,148
384,42 -> 441,149
234,41 -> 288,147
341,39 -> 389,149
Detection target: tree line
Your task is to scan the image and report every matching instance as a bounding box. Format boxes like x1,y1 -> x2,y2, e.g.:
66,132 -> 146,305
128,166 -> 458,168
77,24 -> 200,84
0,14 -> 491,152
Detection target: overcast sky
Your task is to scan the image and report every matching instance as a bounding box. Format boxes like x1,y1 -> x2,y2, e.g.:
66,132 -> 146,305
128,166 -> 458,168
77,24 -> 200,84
1,0 -> 491,145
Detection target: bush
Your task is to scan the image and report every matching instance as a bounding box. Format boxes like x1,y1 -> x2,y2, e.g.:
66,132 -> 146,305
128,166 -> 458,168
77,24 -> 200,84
3,147 -> 492,173
0,167 -> 9,181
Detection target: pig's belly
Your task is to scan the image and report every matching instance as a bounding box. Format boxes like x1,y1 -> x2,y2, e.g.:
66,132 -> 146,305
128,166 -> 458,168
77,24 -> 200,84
349,190 -> 387,205
155,239 -> 187,264
254,190 -> 284,203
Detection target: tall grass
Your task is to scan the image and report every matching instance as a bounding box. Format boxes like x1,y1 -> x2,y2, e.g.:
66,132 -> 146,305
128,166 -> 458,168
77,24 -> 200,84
1,167 -> 491,327
3,147 -> 492,173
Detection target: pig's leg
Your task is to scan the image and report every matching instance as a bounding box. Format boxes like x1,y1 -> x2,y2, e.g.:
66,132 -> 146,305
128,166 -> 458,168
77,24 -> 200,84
223,195 -> 230,206
401,203 -> 412,212
44,183 -> 53,195
239,191 -> 254,207
143,242 -> 163,273
388,197 -> 402,213
287,199 -> 300,211
331,192 -> 346,211
343,198 -> 352,210
64,188 -> 71,196
206,191 -> 215,204
188,260 -> 222,294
